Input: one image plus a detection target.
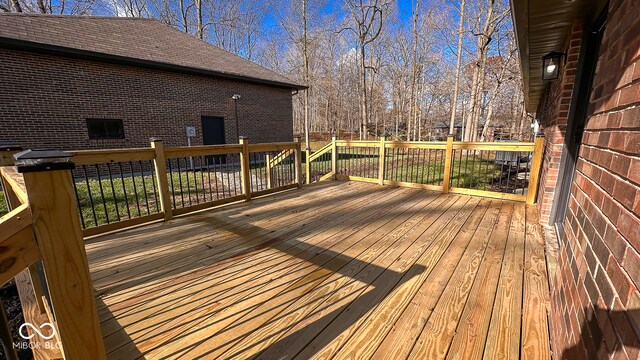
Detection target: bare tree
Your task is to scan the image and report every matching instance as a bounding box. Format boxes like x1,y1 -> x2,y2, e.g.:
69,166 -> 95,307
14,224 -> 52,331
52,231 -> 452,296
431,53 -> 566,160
342,0 -> 389,139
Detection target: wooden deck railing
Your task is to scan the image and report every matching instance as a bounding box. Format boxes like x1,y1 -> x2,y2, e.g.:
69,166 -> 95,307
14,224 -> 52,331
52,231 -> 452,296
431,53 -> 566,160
305,135 -> 544,204
0,134 -> 543,359
0,137 -> 303,359
60,137 -> 304,237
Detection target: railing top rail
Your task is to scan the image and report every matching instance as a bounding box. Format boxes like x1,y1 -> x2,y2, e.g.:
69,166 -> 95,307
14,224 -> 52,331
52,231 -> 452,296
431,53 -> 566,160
452,141 -> 535,151
249,142 -> 298,152
384,141 -> 448,149
335,140 -> 380,147
69,148 -> 156,165
0,166 -> 28,204
164,144 -> 243,158
308,142 -> 332,162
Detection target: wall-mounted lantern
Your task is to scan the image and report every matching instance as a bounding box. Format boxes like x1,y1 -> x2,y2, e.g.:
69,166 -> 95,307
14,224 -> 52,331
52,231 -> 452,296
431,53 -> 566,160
542,51 -> 564,81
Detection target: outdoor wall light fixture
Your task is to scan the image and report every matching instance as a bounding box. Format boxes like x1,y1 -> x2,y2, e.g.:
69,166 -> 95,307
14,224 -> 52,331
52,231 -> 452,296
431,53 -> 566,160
542,51 -> 564,80
232,94 -> 241,140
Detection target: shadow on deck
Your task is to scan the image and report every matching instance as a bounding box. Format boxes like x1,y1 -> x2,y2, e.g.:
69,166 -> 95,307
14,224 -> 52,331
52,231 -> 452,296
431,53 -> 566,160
85,180 -> 552,359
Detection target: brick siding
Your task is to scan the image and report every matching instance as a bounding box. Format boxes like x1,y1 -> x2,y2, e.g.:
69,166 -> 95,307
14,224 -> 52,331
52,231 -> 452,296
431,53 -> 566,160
0,48 -> 294,151
541,0 -> 640,358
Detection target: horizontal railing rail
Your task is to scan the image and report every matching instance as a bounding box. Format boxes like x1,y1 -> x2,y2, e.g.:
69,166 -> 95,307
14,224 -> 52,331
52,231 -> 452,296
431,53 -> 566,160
0,204 -> 40,287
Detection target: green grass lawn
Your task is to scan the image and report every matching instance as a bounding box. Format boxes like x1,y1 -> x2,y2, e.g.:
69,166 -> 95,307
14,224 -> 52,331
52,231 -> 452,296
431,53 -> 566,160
308,153 -> 509,190
74,170 -> 240,228
0,192 -> 7,217
74,165 -> 295,229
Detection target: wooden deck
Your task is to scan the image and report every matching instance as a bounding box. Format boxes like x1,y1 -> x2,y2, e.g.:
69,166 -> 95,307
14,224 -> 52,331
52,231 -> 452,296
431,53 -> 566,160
86,181 -> 551,360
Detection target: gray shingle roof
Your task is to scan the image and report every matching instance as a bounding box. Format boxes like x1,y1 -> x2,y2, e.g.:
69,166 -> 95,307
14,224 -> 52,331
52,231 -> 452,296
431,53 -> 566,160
0,13 -> 305,89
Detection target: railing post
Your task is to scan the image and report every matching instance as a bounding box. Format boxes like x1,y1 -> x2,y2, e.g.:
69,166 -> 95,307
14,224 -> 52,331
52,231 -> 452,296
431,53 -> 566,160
378,135 -> 386,185
265,154 -> 272,189
442,135 -> 454,193
15,150 -> 107,360
239,137 -> 251,201
526,137 -> 545,204
331,133 -> 338,179
293,136 -> 303,188
150,138 -> 173,221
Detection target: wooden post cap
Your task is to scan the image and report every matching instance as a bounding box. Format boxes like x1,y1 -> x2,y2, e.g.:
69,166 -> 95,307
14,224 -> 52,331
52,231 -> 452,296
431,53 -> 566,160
14,149 -> 75,173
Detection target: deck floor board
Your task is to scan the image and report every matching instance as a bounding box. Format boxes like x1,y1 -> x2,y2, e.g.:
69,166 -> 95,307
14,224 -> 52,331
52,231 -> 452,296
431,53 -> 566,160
85,181 -> 551,360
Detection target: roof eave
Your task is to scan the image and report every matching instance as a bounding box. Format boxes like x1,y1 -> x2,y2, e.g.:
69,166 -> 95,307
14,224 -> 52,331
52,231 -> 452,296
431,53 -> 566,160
0,37 -> 308,91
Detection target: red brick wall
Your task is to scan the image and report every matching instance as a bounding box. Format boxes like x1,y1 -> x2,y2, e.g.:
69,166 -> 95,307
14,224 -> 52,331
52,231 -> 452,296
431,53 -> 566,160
0,48 -> 294,150
545,0 -> 640,358
536,20 -> 584,224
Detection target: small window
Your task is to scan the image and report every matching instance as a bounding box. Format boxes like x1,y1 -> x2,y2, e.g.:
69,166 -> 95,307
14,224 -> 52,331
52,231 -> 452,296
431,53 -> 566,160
86,119 -> 125,139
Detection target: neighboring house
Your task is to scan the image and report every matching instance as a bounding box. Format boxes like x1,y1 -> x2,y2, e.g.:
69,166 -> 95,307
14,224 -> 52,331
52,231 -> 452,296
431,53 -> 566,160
512,0 -> 640,358
0,14 -> 305,151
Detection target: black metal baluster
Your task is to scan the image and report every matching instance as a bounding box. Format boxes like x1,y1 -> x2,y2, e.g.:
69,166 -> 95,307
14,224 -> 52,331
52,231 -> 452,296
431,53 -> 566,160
82,165 -> 98,226
424,149 -> 430,184
463,149 -> 470,188
149,160 -> 159,213
184,158 -> 193,206
470,150 -> 477,190
204,156 -> 213,201
168,159 -> 177,209
175,158 -> 184,207
72,175 -> 86,229
191,158 -> 199,205
138,161 -> 151,214
414,148 -> 421,183
94,164 -> 110,224
106,163 -> 121,222
505,154 -> 513,193
523,151 -> 530,195
129,161 -> 142,216
199,157 -> 206,202
118,162 -> 132,219
456,149 -> 463,188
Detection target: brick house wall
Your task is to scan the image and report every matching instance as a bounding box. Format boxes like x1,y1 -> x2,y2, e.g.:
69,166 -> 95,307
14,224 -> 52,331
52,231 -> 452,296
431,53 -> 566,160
536,20 -> 584,224
0,48 -> 295,151
538,0 -> 640,358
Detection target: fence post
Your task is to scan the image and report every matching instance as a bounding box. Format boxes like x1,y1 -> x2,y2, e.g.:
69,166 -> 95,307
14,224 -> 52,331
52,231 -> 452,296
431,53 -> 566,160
239,137 -> 251,201
331,133 -> 338,179
150,138 -> 173,221
378,135 -> 386,185
16,150 -> 107,360
293,136 -> 303,188
526,137 -> 545,205
442,135 -> 454,193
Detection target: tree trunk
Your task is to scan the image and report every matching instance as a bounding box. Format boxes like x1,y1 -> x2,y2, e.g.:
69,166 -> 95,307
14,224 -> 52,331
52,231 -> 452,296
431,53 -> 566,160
449,0 -> 465,135
359,44 -> 368,140
408,0 -> 419,141
302,0 -> 311,149
196,0 -> 203,39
